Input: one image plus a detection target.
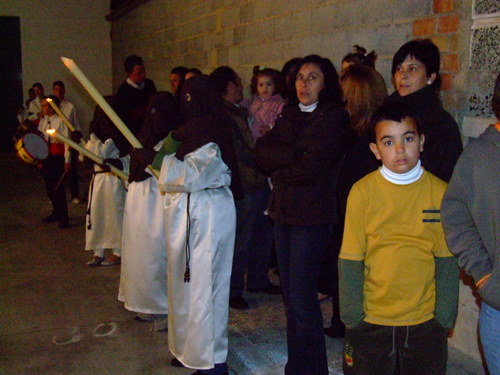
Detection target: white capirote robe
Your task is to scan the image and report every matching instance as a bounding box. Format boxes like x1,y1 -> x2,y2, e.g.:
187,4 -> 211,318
118,143 -> 167,315
158,142 -> 236,370
85,134 -> 128,251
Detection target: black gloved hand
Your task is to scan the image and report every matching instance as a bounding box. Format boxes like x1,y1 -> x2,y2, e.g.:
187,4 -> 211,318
103,158 -> 123,170
71,130 -> 83,143
130,147 -> 157,165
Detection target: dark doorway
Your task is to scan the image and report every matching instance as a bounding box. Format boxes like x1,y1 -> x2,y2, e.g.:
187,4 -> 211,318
0,17 -> 23,152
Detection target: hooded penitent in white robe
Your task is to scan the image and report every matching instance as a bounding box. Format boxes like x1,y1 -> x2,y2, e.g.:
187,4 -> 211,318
158,142 -> 235,370
85,134 -> 128,251
118,146 -> 167,315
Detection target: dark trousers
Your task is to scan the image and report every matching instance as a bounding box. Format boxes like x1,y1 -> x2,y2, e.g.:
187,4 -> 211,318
41,155 -> 68,220
274,222 -> 329,375
68,149 -> 79,199
230,186 -> 273,297
343,319 -> 448,375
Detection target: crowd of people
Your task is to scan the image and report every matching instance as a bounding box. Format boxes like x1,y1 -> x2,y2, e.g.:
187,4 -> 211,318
15,38 -> 499,375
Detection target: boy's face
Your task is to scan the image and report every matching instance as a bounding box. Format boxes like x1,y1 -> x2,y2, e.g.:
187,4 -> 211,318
128,64 -> 146,85
53,85 -> 65,100
369,117 -> 425,174
169,73 -> 182,94
41,99 -> 55,116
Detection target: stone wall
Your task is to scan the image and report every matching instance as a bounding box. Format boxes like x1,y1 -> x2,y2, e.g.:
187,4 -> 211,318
109,0 -> 483,118
109,0 -> 498,367
0,0 -> 111,136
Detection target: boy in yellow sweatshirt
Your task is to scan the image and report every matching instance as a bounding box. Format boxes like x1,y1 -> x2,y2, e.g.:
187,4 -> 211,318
339,103 -> 459,375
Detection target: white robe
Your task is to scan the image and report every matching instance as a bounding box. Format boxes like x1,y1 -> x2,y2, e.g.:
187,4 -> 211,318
85,134 -> 128,251
158,142 -> 236,369
118,148 -> 168,315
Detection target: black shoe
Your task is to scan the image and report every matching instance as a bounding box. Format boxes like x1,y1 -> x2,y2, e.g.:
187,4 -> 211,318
58,218 -> 70,229
170,358 -> 184,368
247,283 -> 282,295
229,296 -> 250,310
324,319 -> 345,338
42,213 -> 59,223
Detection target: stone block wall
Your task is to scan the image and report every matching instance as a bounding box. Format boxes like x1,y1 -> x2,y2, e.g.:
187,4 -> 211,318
110,0 -> 473,114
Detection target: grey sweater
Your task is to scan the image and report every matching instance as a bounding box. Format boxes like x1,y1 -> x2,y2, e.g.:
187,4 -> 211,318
441,125 -> 500,310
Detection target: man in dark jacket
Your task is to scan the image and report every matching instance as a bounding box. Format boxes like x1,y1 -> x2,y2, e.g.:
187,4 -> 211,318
210,66 -> 280,311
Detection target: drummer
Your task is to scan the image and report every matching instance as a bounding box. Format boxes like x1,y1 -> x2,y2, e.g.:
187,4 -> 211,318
37,95 -> 71,229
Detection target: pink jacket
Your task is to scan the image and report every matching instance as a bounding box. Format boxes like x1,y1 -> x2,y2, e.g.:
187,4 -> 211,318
241,94 -> 285,141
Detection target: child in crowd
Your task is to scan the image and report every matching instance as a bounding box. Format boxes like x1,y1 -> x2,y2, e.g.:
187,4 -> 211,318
241,66 -> 285,141
441,73 -> 500,375
338,102 -> 459,375
37,95 -> 70,229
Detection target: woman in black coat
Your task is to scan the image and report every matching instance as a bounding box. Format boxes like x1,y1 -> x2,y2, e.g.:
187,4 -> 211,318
255,55 -> 353,375
385,39 -> 462,182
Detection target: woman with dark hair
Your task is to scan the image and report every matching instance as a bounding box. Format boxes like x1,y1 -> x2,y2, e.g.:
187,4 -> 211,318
157,75 -> 239,375
255,55 -> 353,375
385,39 -> 462,182
281,57 -> 302,104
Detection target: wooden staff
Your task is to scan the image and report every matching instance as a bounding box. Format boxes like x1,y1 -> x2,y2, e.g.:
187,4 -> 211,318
61,57 -> 159,179
46,129 -> 129,181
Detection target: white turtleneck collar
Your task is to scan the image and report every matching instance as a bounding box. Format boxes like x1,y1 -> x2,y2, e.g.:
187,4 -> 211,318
379,160 -> 423,185
298,102 -> 318,113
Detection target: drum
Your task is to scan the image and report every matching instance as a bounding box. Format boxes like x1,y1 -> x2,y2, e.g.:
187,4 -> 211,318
14,133 -> 49,165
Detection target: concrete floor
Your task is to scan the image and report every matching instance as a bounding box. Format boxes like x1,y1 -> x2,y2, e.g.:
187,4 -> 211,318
0,153 -> 487,375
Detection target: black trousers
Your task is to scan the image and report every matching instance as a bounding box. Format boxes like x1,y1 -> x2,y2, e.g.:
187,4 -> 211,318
41,155 -> 68,220
343,319 -> 448,375
68,148 -> 79,199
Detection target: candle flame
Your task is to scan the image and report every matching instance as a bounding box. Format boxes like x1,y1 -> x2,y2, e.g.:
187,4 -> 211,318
46,98 -> 53,102
46,129 -> 56,135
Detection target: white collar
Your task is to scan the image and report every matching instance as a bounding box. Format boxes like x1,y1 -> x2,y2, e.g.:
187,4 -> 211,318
126,78 -> 145,90
379,160 -> 423,185
298,102 -> 318,112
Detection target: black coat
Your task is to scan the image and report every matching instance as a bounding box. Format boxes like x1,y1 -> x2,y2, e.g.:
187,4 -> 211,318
385,86 -> 462,182
255,102 -> 353,225
115,78 -> 157,137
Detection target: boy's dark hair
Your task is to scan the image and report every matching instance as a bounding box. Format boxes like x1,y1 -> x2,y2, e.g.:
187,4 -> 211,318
170,66 -> 188,77
32,82 -> 44,90
493,72 -> 500,120
370,102 -> 421,142
124,55 -> 143,74
44,95 -> 60,108
250,65 -> 284,96
342,45 -> 377,69
52,80 -> 65,89
391,39 -> 441,91
289,54 -> 342,106
187,68 -> 202,76
209,66 -> 239,96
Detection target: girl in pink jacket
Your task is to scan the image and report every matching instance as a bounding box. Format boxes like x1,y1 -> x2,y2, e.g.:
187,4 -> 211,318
241,66 -> 285,142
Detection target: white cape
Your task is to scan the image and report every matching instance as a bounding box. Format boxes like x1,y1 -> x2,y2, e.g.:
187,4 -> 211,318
118,147 -> 167,315
159,142 -> 236,369
85,134 -> 128,250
